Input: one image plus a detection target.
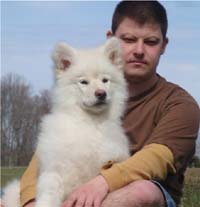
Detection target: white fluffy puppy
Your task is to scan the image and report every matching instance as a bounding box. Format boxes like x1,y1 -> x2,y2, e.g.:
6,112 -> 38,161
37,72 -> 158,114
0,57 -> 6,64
2,37 -> 130,207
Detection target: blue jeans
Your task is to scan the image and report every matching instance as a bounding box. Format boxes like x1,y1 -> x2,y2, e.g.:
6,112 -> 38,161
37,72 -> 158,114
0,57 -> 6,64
152,181 -> 176,207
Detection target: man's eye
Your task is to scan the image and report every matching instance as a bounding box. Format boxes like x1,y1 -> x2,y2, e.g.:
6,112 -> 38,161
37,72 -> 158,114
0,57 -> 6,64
145,40 -> 160,46
121,37 -> 136,43
80,80 -> 89,85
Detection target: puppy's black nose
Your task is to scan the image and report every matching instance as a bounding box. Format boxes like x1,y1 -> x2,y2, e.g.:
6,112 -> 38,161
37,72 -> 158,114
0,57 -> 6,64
95,89 -> 107,101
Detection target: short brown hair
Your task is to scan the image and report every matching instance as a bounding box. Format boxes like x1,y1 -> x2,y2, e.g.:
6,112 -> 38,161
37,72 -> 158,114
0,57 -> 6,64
112,1 -> 168,38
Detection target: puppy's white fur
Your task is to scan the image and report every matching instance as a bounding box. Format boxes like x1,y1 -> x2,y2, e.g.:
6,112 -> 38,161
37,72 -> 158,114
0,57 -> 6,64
2,37 -> 130,207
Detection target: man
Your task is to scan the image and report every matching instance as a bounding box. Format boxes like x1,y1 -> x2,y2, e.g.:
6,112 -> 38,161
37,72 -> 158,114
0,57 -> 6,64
20,1 -> 200,207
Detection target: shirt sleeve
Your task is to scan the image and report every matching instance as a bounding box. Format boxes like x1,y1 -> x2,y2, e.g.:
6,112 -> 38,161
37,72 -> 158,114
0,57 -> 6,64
20,154 -> 38,206
147,100 -> 200,172
101,143 -> 176,191
101,98 -> 200,192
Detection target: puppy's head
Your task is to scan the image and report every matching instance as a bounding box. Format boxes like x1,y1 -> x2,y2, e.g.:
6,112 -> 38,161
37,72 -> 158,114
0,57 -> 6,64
52,37 -> 124,76
52,38 -> 127,115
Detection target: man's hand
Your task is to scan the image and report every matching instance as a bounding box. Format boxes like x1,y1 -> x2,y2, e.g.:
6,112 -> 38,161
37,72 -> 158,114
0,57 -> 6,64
23,200 -> 36,207
0,199 -> 35,207
0,199 -> 4,207
62,175 -> 109,207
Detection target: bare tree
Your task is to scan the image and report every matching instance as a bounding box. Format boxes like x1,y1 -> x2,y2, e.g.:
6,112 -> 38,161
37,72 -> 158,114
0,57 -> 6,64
196,133 -> 200,157
1,73 -> 51,166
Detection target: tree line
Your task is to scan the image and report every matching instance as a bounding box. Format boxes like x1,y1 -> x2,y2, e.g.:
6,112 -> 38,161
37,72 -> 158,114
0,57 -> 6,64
1,73 -> 200,167
1,73 -> 51,166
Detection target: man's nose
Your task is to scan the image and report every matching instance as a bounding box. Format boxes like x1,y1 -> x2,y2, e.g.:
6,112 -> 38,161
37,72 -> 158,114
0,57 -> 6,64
134,40 -> 145,58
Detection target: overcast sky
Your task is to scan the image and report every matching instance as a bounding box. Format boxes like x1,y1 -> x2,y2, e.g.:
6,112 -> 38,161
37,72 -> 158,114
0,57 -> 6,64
1,1 -> 200,106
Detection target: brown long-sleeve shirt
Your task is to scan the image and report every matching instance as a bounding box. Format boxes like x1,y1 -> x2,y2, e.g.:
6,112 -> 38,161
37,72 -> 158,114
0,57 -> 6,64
101,75 -> 200,204
20,75 -> 200,205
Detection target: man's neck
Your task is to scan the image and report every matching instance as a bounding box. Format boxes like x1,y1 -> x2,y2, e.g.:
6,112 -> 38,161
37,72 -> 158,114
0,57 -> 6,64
127,74 -> 159,98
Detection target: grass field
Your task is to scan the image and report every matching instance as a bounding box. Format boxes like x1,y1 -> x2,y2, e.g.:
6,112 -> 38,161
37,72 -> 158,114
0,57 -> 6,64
180,168 -> 200,207
1,167 -> 200,206
1,167 -> 26,187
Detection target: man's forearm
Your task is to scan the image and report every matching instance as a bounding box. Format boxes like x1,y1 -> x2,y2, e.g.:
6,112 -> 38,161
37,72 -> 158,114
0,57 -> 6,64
101,143 -> 176,192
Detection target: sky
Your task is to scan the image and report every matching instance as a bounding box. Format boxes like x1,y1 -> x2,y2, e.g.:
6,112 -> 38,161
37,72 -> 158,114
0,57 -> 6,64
1,1 -> 200,106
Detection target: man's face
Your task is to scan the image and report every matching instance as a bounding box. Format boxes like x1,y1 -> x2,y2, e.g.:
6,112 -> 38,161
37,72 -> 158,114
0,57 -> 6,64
113,18 -> 168,83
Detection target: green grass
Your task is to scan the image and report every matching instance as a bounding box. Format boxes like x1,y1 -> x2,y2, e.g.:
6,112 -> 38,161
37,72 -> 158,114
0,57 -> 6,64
180,168 -> 200,207
181,184 -> 200,207
1,167 -> 26,188
1,167 -> 200,206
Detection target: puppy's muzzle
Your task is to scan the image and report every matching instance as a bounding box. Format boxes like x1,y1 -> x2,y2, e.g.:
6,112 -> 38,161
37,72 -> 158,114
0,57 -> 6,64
95,89 -> 107,101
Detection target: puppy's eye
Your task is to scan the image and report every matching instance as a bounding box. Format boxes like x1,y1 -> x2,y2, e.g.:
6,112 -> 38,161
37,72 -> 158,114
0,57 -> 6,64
102,78 -> 109,83
80,80 -> 89,85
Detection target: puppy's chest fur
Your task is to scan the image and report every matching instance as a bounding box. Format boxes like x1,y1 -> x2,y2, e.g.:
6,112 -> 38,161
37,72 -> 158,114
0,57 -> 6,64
36,112 -> 129,197
37,112 -> 128,167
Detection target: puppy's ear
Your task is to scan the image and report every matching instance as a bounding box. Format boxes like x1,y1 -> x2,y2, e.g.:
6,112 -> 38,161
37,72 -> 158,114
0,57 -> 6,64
52,42 -> 76,72
103,37 -> 124,69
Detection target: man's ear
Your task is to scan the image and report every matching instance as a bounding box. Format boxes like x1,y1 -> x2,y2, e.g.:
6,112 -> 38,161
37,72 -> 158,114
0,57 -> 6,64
106,30 -> 113,39
161,37 -> 169,55
52,42 -> 76,72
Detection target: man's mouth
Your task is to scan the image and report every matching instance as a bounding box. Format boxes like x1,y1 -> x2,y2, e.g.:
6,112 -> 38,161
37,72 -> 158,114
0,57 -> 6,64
127,60 -> 148,65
